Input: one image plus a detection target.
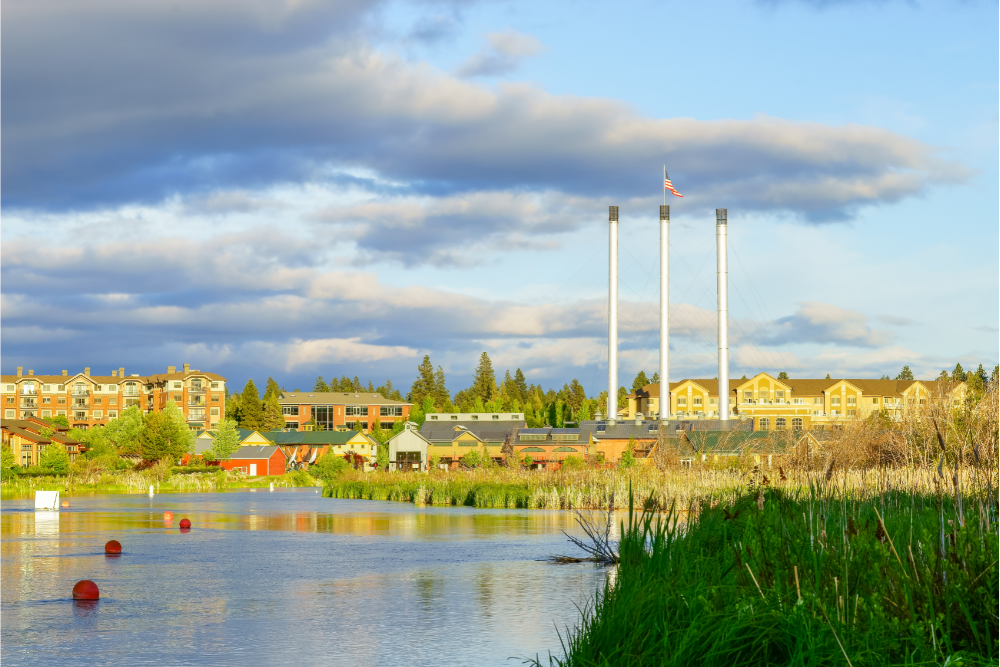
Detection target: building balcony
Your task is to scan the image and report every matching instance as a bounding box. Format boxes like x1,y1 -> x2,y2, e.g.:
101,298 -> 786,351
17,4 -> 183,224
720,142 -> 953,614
122,390 -> 141,397
71,389 -> 91,396
188,387 -> 207,394
20,389 -> 37,395
20,400 -> 37,408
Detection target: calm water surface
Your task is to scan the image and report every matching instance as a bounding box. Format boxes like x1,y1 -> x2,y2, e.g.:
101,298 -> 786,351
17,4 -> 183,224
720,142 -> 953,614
1,489 -> 608,666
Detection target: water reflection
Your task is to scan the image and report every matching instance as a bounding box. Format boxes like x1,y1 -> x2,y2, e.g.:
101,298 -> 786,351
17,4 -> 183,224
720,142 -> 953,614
2,490 -> 606,666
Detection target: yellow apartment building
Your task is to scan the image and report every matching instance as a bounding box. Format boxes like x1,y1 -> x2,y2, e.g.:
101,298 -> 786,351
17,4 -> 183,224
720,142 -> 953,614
627,373 -> 966,431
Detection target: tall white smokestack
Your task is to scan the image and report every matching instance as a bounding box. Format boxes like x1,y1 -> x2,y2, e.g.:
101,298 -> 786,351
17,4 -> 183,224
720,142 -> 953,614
659,204 -> 669,422
716,208 -> 729,421
608,205 -> 619,424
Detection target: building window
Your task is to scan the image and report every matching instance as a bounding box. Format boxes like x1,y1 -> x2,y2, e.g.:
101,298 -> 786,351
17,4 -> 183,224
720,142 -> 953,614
4,410 -> 13,418
758,418 -> 770,431
312,406 -> 334,431
346,405 -> 369,416
93,410 -> 103,418
831,397 -> 841,406
693,398 -> 703,406
59,397 -> 67,405
919,399 -> 926,405
4,384 -> 14,392
846,397 -> 856,406
211,394 -> 220,402
282,406 -> 300,416
677,397 -> 687,406
759,389 -> 769,400
847,410 -> 856,416
42,409 -> 52,417
57,410 -> 66,416
792,418 -> 803,431
210,408 -> 220,416
381,422 -> 395,431
775,390 -> 785,399
74,411 -> 87,420
211,382 -> 220,389
109,397 -> 117,405
173,382 -> 182,389
743,391 -> 753,400
872,397 -> 879,404
108,411 -> 118,419
5,397 -> 12,405
93,397 -> 102,405
709,398 -> 717,406
379,406 -> 403,417
191,379 -> 203,391
814,397 -> 823,404
42,396 -> 51,404
42,384 -> 51,392
775,418 -> 786,431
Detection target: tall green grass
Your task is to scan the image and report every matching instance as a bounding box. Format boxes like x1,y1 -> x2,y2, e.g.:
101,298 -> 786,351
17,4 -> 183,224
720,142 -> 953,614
537,483 -> 998,666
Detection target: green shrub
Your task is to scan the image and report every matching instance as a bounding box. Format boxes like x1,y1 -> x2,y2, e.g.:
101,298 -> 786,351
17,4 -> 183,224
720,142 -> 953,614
310,453 -> 351,483
39,443 -> 70,474
561,455 -> 586,470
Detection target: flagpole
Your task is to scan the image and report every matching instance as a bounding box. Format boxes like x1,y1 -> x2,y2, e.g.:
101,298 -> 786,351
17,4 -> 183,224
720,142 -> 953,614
659,166 -> 669,423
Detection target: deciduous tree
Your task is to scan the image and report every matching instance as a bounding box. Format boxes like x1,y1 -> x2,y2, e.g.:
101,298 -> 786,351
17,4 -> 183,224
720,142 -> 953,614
211,419 -> 241,461
39,443 -> 69,473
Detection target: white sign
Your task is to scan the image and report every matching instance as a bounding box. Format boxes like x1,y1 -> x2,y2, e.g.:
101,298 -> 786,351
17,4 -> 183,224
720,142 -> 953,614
34,490 -> 60,510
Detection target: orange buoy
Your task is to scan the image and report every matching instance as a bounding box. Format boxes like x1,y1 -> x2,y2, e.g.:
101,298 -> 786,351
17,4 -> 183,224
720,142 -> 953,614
105,540 -> 122,555
179,518 -> 191,530
72,580 -> 100,600
163,511 -> 173,521
62,501 -> 69,508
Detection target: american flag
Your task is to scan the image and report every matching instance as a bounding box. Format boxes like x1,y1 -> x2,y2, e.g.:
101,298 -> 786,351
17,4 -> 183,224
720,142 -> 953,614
664,173 -> 683,198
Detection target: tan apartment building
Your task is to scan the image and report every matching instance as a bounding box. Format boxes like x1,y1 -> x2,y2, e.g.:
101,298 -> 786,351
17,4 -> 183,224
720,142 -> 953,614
277,391 -> 411,433
1,364 -> 227,430
1,417 -> 83,466
626,372 -> 966,431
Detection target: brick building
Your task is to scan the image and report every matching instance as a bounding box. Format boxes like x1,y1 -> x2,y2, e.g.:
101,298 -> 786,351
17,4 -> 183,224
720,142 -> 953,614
1,364 -> 227,430
277,391 -> 411,433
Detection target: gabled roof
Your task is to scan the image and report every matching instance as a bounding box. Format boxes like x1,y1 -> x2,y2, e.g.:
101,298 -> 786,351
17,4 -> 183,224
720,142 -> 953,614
228,445 -> 285,460
387,428 -> 431,445
419,421 -> 525,442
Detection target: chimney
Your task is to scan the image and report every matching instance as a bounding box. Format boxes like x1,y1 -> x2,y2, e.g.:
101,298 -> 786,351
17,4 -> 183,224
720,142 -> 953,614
28,370 -> 34,376
119,367 -> 125,378
16,367 -> 22,377
716,209 -> 729,422
112,370 -> 118,377
608,205 -> 619,424
84,367 -> 91,377
167,366 -> 176,374
183,363 -> 190,373
61,370 -> 68,376
635,413 -> 643,426
660,203 -> 670,422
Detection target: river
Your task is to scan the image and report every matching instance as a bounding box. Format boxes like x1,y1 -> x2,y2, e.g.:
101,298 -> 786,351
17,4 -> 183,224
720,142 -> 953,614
1,488 -> 608,666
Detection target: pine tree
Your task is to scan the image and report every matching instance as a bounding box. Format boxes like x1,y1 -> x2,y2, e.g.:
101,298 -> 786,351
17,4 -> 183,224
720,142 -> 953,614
263,394 -> 284,431
264,377 -> 282,400
547,403 -> 557,427
632,371 -> 649,392
313,376 -> 330,392
352,376 -> 363,392
471,352 -> 496,402
617,386 -> 628,410
951,363 -> 965,383
938,370 -> 949,382
895,366 -> 914,381
569,379 -> 586,411
411,355 -> 436,407
238,380 -> 265,430
433,365 -> 449,408
777,371 -> 789,380
514,368 -> 528,402
650,372 -> 659,384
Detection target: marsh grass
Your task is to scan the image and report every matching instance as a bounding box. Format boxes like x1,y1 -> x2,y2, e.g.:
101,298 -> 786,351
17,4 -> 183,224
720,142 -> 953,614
0,468 -> 319,499
531,479 -> 998,667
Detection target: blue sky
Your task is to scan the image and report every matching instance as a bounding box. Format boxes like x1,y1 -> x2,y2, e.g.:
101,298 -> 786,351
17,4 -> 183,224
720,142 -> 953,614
2,0 -> 997,396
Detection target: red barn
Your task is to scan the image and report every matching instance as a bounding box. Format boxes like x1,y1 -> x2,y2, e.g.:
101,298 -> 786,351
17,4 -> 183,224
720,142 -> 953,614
218,446 -> 286,477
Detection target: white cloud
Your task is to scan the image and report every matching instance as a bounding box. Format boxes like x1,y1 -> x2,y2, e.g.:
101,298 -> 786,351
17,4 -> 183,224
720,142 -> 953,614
456,30 -> 545,78
285,338 -> 418,370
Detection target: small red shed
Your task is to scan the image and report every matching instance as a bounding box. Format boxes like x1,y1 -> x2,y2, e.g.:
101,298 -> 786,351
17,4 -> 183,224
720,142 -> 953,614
218,446 -> 286,477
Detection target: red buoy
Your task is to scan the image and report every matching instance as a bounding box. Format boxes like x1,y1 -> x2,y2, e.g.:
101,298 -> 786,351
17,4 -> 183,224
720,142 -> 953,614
179,518 -> 191,530
163,511 -> 173,521
105,540 -> 122,555
62,501 -> 69,508
72,580 -> 100,600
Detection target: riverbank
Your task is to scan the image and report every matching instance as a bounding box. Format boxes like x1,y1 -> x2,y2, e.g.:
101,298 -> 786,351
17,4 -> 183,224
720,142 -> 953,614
0,469 -> 320,499
322,466 -> 982,510
534,482 -> 998,666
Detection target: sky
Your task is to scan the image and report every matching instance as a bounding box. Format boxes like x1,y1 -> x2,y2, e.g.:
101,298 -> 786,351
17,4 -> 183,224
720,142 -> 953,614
2,0 -> 997,397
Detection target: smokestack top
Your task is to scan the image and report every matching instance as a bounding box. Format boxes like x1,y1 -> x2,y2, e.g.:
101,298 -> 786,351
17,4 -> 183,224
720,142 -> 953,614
16,367 -> 23,377
608,206 -> 619,222
62,370 -> 68,376
716,208 -> 728,224
183,363 -> 190,373
84,367 -> 91,376
112,370 -> 118,377
660,205 -> 669,221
